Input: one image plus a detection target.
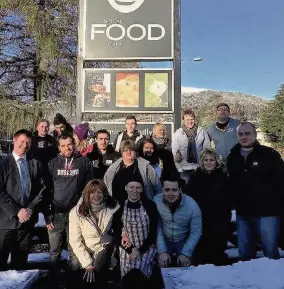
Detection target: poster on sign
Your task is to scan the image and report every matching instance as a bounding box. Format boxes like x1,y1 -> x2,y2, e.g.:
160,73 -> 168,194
145,73 -> 169,108
85,73 -> 111,109
116,73 -> 139,107
82,68 -> 173,112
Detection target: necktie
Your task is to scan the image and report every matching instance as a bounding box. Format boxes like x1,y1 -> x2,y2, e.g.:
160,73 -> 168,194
18,158 -> 31,204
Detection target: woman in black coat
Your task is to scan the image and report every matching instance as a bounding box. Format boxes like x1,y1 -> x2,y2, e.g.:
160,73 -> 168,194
186,148 -> 232,266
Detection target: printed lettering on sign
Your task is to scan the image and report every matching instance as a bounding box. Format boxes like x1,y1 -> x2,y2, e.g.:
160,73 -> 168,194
83,0 -> 173,60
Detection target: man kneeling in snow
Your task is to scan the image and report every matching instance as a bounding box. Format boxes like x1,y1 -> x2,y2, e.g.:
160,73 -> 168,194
154,175 -> 202,267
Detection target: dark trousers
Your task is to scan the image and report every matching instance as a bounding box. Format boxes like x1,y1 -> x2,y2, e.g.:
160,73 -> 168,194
0,226 -> 31,271
48,213 -> 69,274
193,223 -> 229,266
67,243 -> 114,289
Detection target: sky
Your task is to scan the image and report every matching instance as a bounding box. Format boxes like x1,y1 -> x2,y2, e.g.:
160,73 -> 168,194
181,0 -> 284,99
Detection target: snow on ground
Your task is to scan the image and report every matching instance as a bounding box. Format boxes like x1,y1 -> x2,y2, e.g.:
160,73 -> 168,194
8,250 -> 69,264
164,258 -> 284,289
35,213 -> 46,227
0,270 -> 39,289
28,250 -> 69,263
226,248 -> 284,259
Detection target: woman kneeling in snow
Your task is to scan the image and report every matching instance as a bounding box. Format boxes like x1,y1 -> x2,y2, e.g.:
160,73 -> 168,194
68,179 -> 119,288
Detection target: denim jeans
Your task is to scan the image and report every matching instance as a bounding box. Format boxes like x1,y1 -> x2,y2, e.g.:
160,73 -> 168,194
165,239 -> 187,266
48,213 -> 69,273
236,215 -> 280,261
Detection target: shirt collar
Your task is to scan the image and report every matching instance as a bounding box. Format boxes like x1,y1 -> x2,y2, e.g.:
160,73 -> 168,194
12,151 -> 27,162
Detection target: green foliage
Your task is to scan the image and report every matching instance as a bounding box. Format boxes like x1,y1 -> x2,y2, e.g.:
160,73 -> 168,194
260,84 -> 284,147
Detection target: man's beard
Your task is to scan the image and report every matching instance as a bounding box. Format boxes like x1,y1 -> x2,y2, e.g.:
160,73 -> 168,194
143,153 -> 158,165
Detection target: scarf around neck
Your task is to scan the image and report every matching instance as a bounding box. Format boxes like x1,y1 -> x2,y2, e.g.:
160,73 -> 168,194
90,202 -> 105,213
181,124 -> 198,163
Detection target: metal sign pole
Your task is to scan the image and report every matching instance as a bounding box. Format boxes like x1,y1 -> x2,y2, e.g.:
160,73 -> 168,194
173,0 -> 181,131
76,0 -> 84,123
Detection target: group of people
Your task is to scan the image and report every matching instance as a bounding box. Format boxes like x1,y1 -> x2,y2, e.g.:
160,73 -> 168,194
0,104 -> 283,288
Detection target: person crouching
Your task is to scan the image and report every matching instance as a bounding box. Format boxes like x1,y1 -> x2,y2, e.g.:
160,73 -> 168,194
68,179 -> 119,288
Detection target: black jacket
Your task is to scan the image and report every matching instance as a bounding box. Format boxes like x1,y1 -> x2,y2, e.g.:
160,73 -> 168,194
112,199 -> 158,254
0,154 -> 45,229
52,123 -> 73,140
86,144 -> 120,179
29,132 -> 57,168
186,167 -> 232,225
227,143 -> 284,217
46,153 -> 94,216
113,130 -> 145,153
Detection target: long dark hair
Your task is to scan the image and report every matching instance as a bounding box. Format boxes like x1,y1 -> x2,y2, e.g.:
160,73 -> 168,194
78,179 -> 117,217
138,138 -> 159,164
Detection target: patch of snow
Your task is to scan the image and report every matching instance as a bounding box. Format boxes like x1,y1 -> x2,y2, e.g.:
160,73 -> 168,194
35,213 -> 46,227
0,270 -> 39,289
8,250 -> 69,264
231,210 -> 236,222
181,87 -> 209,94
226,248 -> 284,259
163,258 -> 284,289
28,250 -> 69,263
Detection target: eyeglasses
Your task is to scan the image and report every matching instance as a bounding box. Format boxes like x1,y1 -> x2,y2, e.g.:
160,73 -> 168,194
122,149 -> 134,153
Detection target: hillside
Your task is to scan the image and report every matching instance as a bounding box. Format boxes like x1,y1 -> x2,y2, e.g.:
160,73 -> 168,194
181,88 -> 268,128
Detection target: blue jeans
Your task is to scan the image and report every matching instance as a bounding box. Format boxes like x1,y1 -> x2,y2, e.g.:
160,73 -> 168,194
48,213 -> 70,273
236,215 -> 280,261
165,239 -> 187,266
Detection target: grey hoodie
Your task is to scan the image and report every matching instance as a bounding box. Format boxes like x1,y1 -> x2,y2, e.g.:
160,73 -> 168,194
207,117 -> 241,163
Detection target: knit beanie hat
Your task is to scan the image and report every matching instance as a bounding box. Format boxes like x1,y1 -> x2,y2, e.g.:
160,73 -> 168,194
216,103 -> 230,111
54,113 -> 68,126
74,123 -> 89,141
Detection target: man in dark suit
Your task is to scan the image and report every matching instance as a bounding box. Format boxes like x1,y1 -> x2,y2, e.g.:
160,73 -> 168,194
0,129 -> 45,270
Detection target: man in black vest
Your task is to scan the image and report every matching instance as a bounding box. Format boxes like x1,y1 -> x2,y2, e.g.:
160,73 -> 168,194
0,129 -> 45,270
86,129 -> 120,179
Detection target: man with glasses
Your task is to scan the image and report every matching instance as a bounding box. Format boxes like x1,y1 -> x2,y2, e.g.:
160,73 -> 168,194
207,103 -> 240,163
227,122 -> 284,261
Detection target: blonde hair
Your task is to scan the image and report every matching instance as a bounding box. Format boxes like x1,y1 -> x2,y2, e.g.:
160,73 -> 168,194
199,148 -> 222,171
152,122 -> 166,137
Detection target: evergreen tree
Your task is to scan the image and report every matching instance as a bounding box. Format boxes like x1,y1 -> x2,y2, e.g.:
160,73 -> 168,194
260,84 -> 284,146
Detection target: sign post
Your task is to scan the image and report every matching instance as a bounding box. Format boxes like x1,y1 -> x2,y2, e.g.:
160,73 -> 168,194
77,0 -> 180,134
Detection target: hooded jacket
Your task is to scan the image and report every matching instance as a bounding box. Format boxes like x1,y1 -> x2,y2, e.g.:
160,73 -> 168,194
207,117 -> 240,163
46,153 -> 94,215
227,143 -> 284,217
69,199 -> 119,268
113,130 -> 144,152
86,144 -> 120,179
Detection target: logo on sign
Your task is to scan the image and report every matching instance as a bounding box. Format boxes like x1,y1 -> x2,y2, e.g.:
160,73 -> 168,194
108,0 -> 145,13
